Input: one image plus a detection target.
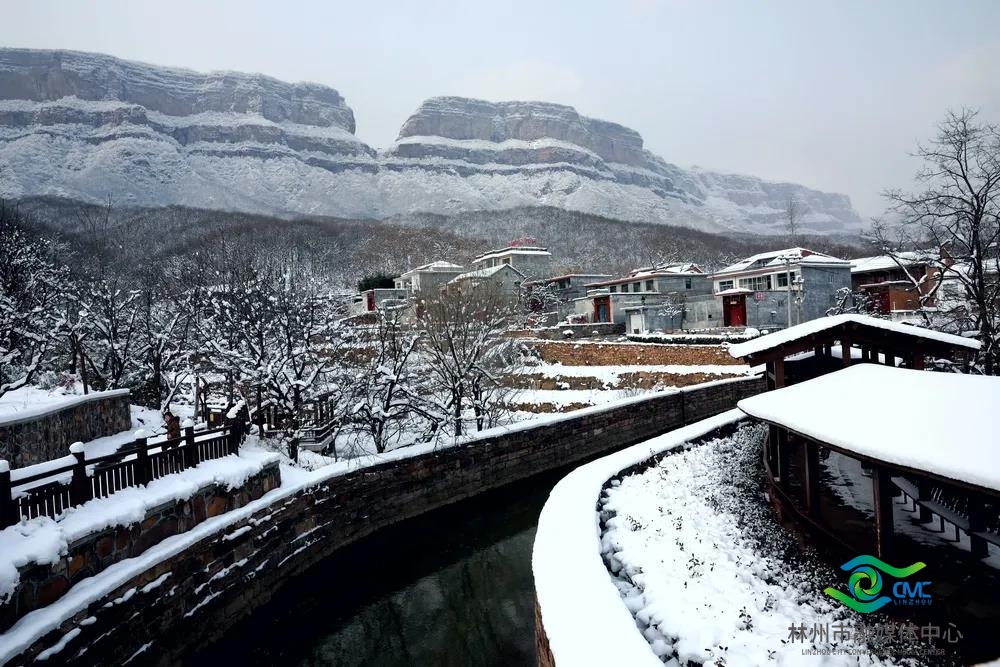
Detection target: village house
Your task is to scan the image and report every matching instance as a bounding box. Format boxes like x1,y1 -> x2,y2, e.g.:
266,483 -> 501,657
522,273 -> 612,319
447,263 -> 525,299
574,264 -> 721,332
850,252 -> 941,319
348,287 -> 409,316
712,248 -> 852,328
393,261 -> 465,294
470,241 -> 552,280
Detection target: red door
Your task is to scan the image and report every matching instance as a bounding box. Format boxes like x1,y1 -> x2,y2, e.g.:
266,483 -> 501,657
723,295 -> 747,327
593,296 -> 611,323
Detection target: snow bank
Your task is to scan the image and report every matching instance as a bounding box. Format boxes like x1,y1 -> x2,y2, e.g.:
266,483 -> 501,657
600,423 -> 886,665
738,365 -> 1000,492
532,409 -> 746,667
728,313 -> 980,359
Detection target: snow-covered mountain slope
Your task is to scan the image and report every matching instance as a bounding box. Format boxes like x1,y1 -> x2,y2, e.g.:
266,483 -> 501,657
0,49 -> 863,234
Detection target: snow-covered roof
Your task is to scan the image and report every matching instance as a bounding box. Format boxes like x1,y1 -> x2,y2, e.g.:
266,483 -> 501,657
715,248 -> 850,275
585,264 -> 705,287
715,287 -> 753,297
850,252 -> 927,274
472,246 -> 551,263
523,273 -> 612,286
738,365 -> 1000,493
728,314 -> 980,359
450,264 -> 525,282
399,260 -> 465,277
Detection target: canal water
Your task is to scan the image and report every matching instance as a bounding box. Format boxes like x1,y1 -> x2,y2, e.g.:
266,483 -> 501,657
195,468 -> 565,667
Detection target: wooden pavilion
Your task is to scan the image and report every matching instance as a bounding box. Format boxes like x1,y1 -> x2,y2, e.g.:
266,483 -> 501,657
729,315 -> 984,559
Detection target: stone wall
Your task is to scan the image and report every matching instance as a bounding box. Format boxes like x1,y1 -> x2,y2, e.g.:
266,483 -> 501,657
0,461 -> 281,634
8,376 -> 765,665
0,390 -> 133,467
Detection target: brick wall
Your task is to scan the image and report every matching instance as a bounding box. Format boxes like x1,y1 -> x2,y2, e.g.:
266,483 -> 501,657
8,376 -> 765,666
0,390 -> 133,467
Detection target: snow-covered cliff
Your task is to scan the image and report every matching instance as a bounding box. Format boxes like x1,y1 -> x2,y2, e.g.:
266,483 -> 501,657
0,49 -> 862,233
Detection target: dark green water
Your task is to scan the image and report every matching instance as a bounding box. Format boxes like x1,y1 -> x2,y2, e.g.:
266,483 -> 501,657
195,469 -> 563,667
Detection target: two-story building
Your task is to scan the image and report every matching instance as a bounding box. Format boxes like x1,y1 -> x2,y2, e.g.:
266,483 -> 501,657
850,252 -> 940,320
447,263 -> 526,299
523,273 -> 613,319
574,264 -> 722,332
394,261 -> 466,294
712,248 -> 852,328
471,243 -> 552,280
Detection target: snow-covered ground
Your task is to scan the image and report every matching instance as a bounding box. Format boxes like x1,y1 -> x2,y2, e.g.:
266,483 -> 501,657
600,422 -> 922,665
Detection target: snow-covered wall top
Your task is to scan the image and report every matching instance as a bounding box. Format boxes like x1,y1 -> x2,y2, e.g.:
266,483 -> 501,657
0,49 -> 863,234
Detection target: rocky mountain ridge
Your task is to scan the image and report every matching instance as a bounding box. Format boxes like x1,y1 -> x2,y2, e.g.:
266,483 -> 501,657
0,48 -> 863,234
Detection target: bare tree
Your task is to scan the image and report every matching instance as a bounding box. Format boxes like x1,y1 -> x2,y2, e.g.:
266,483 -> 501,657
0,203 -> 70,398
785,196 -> 802,244
657,294 -> 687,331
420,284 -> 519,437
346,307 -> 435,453
874,109 -> 1000,373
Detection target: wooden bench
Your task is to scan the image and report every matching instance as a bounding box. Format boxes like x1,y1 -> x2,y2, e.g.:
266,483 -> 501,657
891,475 -> 1000,556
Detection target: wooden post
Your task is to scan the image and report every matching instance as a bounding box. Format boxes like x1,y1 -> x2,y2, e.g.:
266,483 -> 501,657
183,421 -> 199,468
883,350 -> 895,367
912,353 -> 925,370
872,467 -> 894,560
969,497 -> 989,558
68,442 -> 92,506
134,432 -> 150,485
227,421 -> 242,455
803,441 -> 820,517
841,339 -> 851,367
915,477 -> 932,523
0,459 -> 13,528
288,437 -> 299,464
775,428 -> 790,489
773,357 -> 786,389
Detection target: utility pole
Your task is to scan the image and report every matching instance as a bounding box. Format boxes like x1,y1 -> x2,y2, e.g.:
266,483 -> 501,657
783,257 -> 793,328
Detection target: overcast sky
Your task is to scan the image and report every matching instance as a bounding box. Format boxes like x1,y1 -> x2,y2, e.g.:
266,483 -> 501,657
3,0 -> 999,216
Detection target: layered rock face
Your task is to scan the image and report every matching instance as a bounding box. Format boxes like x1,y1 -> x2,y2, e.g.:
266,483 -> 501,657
385,97 -> 860,233
0,48 -> 862,233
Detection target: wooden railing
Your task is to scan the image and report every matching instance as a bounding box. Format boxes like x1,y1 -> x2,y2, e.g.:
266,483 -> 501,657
0,424 -> 244,528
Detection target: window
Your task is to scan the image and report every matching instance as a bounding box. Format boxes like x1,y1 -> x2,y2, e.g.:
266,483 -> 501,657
685,277 -> 692,289
610,285 -> 617,293
633,282 -> 642,292
621,284 -> 628,293
502,258 -> 511,264
645,280 -> 654,291
776,271 -> 796,288
739,275 -> 772,291
718,280 -> 734,291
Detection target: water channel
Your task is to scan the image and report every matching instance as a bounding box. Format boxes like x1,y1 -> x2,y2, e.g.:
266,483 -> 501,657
195,468 -> 565,666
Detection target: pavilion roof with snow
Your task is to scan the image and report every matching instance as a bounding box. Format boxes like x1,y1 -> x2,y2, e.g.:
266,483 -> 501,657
738,364 -> 1000,560
729,313 -> 979,372
739,364 -> 1000,495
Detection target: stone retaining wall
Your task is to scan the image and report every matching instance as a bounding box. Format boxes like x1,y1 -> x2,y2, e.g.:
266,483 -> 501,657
0,390 -> 133,467
0,461 -> 281,635
9,376 -> 765,665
